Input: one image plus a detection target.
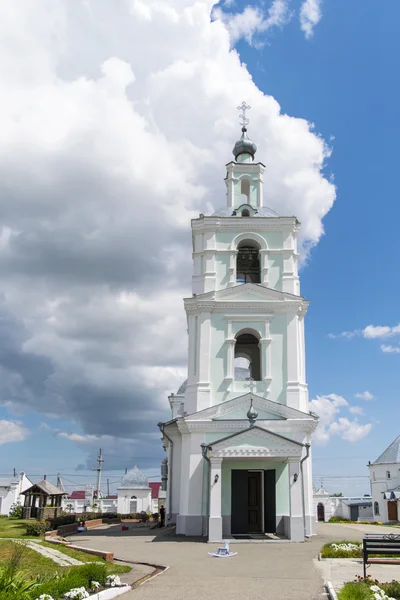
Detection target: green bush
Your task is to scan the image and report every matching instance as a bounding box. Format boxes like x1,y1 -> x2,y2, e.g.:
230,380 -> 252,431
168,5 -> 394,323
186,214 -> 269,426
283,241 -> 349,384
48,514 -> 77,529
25,520 -> 49,536
328,516 -> 350,523
33,563 -> 108,598
9,502 -> 23,519
382,581 -> 400,598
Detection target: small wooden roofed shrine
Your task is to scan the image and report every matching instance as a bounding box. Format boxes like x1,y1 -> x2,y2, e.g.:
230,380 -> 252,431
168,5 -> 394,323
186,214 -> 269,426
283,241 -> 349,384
21,477 -> 68,519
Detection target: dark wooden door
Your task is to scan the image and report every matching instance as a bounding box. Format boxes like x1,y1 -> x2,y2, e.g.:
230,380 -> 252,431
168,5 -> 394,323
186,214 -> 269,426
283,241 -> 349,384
388,501 -> 398,521
264,470 -> 276,533
231,470 -> 249,534
248,472 -> 262,533
350,505 -> 359,521
317,503 -> 325,522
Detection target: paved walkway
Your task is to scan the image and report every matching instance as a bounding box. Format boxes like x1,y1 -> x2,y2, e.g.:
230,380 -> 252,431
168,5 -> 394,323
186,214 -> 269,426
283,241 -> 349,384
69,522 -> 400,600
16,540 -> 84,567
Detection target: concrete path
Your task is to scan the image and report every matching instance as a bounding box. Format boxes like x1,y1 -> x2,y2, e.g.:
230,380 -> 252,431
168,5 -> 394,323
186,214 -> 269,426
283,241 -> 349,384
69,522 -> 400,600
16,540 -> 84,567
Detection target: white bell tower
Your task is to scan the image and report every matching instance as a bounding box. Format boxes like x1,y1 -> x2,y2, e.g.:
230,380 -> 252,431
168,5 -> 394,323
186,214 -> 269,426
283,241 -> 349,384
181,102 -> 306,416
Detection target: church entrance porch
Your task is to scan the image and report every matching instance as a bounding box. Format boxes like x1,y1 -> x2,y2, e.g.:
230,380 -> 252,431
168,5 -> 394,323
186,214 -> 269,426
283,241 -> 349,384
231,469 -> 276,536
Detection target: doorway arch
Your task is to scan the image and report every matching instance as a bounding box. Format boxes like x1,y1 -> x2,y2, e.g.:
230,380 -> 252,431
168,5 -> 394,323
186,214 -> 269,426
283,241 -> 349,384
317,503 -> 325,522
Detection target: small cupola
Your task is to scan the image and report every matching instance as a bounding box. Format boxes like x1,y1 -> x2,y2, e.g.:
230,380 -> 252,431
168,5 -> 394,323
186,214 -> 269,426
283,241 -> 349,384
233,126 -> 257,162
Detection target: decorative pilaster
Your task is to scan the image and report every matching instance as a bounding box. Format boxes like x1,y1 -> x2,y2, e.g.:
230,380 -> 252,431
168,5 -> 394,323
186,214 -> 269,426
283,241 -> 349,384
259,249 -> 269,286
259,316 -> 272,391
208,458 -> 223,542
228,251 -> 237,287
288,459 -> 303,541
286,311 -> 301,409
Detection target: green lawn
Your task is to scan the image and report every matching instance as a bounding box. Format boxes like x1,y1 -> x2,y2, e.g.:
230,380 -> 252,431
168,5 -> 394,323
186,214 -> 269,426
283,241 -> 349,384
0,539 -> 130,581
0,518 -> 35,538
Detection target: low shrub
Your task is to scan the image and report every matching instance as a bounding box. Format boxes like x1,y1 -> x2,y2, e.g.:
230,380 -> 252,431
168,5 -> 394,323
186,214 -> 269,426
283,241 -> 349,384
9,502 -> 23,519
328,516 -> 350,523
25,521 -> 50,536
48,515 -> 77,529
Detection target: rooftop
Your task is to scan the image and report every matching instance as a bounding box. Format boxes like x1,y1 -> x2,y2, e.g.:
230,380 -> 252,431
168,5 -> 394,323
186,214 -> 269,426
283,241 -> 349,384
372,434 -> 400,465
118,466 -> 149,490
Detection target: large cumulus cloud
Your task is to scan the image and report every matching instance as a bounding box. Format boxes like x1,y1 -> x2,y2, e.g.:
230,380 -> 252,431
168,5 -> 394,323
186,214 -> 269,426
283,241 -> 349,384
0,0 -> 335,467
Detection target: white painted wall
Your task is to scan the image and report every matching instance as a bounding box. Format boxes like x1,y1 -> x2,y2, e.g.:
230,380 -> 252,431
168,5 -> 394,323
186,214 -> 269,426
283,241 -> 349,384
62,498 -> 117,514
117,488 -> 151,514
0,473 -> 32,515
369,462 -> 400,522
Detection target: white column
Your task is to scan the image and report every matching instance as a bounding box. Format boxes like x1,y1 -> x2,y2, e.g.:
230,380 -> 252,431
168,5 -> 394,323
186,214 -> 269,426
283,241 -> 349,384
288,460 -> 303,541
229,251 -> 237,287
259,316 -> 272,392
197,312 -> 211,411
259,250 -> 269,286
225,319 -> 235,383
302,446 -> 315,536
298,310 -> 308,412
176,433 -> 190,535
286,311 -> 301,409
208,457 -> 223,542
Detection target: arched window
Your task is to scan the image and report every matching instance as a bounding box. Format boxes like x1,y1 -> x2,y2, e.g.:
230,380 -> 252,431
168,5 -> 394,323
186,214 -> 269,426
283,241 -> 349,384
241,209 -> 250,217
374,501 -> 380,516
236,240 -> 261,283
234,331 -> 261,381
130,496 -> 137,514
241,178 -> 250,203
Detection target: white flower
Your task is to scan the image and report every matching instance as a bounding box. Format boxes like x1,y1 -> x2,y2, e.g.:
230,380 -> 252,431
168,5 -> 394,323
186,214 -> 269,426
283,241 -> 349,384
37,595 -> 55,600
331,542 -> 360,552
370,586 -> 381,592
64,587 -> 89,600
91,581 -> 101,590
105,575 -> 122,587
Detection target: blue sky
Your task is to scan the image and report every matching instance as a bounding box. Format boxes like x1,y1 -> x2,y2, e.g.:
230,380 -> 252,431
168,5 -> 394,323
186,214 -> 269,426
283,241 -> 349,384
0,0 -> 398,498
232,0 -> 400,494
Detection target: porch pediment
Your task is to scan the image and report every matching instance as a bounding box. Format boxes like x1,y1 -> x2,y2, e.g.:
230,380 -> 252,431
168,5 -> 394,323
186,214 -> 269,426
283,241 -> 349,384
207,426 -> 303,459
187,392 -> 315,423
214,283 -> 303,303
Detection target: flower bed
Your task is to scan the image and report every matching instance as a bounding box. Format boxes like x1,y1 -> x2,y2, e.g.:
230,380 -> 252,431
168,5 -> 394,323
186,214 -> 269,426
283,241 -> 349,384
321,541 -> 363,558
337,577 -> 400,599
30,563 -> 128,600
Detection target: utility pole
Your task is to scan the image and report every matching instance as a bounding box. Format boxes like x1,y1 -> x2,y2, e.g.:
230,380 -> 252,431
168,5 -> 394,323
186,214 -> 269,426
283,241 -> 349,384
93,448 -> 104,499
13,468 -> 16,478
107,478 -> 110,498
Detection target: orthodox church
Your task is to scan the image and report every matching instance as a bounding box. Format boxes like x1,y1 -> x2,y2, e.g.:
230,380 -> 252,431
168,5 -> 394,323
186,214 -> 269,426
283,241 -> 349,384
158,104 -> 318,542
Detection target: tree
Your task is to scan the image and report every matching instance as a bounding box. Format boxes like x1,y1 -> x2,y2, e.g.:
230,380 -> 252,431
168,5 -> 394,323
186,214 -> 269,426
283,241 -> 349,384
331,492 -> 343,497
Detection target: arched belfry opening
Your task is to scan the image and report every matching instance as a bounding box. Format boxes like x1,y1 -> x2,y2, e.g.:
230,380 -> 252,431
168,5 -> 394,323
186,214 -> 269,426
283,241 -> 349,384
241,178 -> 250,203
236,239 -> 261,283
234,330 -> 261,381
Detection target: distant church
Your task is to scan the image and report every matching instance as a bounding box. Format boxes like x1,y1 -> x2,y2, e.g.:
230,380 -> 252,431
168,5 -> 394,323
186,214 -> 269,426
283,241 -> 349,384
158,104 -> 318,542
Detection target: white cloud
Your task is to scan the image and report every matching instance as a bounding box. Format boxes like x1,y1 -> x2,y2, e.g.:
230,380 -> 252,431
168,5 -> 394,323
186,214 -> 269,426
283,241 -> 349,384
213,0 -> 292,46
381,344 -> 400,354
309,394 -> 372,445
0,0 -> 336,466
348,405 -> 364,416
0,419 -> 28,445
354,391 -> 374,401
327,331 -> 359,340
329,324 -> 400,342
300,0 -> 322,39
363,324 -> 400,339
